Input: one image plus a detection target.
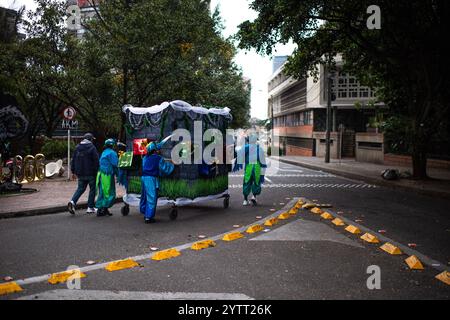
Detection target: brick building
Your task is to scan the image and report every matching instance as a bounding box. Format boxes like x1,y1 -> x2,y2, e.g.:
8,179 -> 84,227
268,55 -> 384,158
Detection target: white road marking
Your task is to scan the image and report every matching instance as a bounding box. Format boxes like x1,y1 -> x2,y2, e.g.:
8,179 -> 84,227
264,177 -> 274,184
14,200 -> 300,288
18,289 -> 254,300
228,183 -> 377,189
229,174 -> 335,178
251,219 -> 364,248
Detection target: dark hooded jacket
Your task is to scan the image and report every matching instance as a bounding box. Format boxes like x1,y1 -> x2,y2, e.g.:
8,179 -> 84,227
71,139 -> 99,177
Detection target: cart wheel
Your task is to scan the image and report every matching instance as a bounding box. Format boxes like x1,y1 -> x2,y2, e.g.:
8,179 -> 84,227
169,208 -> 178,220
121,204 -> 129,216
223,196 -> 230,209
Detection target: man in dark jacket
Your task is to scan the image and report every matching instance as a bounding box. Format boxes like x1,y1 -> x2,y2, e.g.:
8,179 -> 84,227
68,133 -> 99,214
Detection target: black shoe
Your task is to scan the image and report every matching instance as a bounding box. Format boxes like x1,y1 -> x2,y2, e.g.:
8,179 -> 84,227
68,201 -> 76,215
97,208 -> 106,217
145,218 -> 156,224
105,208 -> 113,216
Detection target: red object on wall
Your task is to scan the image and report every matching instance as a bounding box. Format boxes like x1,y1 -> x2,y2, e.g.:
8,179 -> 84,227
77,0 -> 99,8
133,139 -> 149,155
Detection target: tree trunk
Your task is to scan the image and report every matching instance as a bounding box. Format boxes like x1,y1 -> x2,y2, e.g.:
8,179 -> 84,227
411,121 -> 428,179
411,147 -> 428,180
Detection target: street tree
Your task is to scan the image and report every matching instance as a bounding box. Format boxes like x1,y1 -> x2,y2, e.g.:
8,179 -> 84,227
83,0 -> 250,137
237,0 -> 450,179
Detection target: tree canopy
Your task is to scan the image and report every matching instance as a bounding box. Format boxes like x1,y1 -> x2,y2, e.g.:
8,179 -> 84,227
1,0 -> 251,153
237,0 -> 450,179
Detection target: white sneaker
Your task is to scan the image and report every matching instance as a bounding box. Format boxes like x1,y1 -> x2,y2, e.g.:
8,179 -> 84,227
251,195 -> 257,206
86,207 -> 97,214
243,200 -> 249,206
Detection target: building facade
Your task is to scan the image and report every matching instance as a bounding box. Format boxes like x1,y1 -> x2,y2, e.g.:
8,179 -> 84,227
268,55 -> 384,158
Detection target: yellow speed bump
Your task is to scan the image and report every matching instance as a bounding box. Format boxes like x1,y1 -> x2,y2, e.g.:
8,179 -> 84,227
405,255 -> 424,270
48,269 -> 87,284
152,248 -> 181,261
191,240 -> 216,251
380,242 -> 402,255
320,212 -> 333,220
0,281 -> 23,296
360,233 -> 380,244
345,225 -> 361,234
278,212 -> 290,220
302,203 -> 316,209
222,232 -> 244,241
246,224 -> 264,234
310,207 -> 323,215
105,259 -> 140,272
264,217 -> 279,227
435,271 -> 450,286
288,208 -> 298,215
331,218 -> 345,226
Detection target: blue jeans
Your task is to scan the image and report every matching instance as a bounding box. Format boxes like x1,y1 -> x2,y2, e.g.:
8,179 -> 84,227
71,176 -> 96,208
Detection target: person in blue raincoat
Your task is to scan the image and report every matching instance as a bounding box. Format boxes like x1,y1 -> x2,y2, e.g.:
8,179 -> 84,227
96,138 -> 118,216
140,142 -> 175,223
233,133 -> 267,206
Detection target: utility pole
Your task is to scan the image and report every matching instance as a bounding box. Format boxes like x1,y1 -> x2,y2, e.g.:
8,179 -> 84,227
325,75 -> 332,163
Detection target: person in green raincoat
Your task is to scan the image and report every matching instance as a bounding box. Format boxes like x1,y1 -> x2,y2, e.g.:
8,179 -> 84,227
96,138 -> 118,216
233,133 -> 267,206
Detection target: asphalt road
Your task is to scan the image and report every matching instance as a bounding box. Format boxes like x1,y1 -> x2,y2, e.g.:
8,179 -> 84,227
1,159 -> 449,300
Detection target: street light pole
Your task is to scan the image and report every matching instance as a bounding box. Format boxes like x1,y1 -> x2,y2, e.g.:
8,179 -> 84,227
325,75 -> 332,163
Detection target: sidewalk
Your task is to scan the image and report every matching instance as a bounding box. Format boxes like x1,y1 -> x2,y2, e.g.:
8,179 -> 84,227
272,156 -> 450,199
0,176 -> 124,218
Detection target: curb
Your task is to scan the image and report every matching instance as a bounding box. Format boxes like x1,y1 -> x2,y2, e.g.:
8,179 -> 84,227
276,158 -> 450,200
0,197 -> 124,219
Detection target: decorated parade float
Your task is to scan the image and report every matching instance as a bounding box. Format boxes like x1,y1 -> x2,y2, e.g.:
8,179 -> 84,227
119,100 -> 233,220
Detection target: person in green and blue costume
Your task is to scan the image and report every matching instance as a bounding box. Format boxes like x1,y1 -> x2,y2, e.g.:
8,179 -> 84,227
140,141 -> 175,224
233,133 -> 267,206
96,138 -> 118,216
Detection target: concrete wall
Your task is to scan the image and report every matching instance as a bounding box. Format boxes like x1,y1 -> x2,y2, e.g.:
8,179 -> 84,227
313,132 -> 340,159
384,154 -> 450,170
355,133 -> 384,164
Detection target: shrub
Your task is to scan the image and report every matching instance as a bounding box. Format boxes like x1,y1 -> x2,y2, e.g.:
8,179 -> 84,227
41,138 -> 75,160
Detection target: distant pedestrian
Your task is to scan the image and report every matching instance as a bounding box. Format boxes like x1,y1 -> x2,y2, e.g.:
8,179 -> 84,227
68,133 -> 99,215
233,133 -> 267,206
96,138 -> 119,216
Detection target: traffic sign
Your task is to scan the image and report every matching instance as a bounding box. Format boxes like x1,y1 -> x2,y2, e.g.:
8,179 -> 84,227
63,107 -> 76,120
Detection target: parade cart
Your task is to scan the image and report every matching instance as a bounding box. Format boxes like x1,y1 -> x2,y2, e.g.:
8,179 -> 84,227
119,100 -> 232,220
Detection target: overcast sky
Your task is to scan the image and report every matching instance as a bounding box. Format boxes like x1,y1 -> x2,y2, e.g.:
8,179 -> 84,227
2,0 -> 295,119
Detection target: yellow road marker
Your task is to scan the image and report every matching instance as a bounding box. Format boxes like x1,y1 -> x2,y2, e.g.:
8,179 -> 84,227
435,271 -> 450,285
288,208 -> 298,215
264,217 -> 279,227
105,259 -> 139,272
0,282 -> 23,296
380,242 -> 402,255
278,212 -> 290,220
246,224 -> 264,234
345,225 -> 361,234
302,203 -> 316,209
222,232 -> 244,241
191,240 -> 216,251
360,233 -> 380,244
152,248 -> 181,261
48,269 -> 86,284
320,212 -> 334,220
405,255 -> 424,270
310,207 -> 323,215
331,218 -> 345,226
